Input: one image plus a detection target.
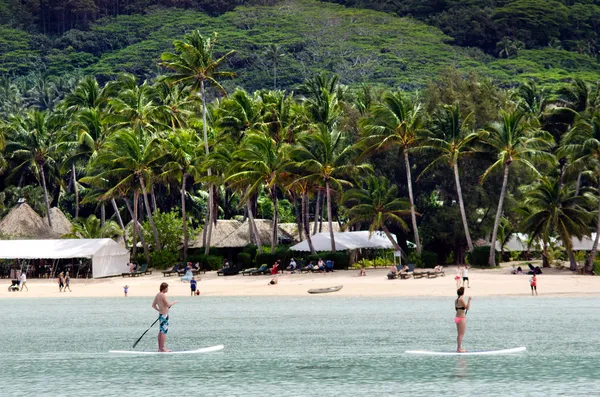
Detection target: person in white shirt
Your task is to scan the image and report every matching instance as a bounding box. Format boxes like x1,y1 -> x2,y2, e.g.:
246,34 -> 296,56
20,271 -> 28,291
462,265 -> 470,288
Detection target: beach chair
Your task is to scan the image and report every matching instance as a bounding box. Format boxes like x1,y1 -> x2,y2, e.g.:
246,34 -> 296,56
249,265 -> 269,275
241,267 -> 256,276
131,263 -> 149,277
218,265 -> 240,276
325,260 -> 334,272
400,263 -> 415,279
300,265 -> 312,273
162,264 -> 181,277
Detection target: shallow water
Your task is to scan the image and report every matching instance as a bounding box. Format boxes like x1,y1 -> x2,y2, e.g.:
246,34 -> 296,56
3,297 -> 600,396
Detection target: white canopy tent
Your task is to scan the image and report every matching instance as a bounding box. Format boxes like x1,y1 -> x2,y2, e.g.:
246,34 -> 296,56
290,231 -> 397,252
572,234 -> 597,251
0,239 -> 129,278
496,233 -> 543,252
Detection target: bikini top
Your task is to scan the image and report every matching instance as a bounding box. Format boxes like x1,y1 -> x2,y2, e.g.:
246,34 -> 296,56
455,299 -> 465,311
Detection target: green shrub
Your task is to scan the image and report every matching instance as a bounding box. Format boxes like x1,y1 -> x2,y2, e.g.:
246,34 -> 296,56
408,251 -> 424,268
242,245 -> 258,260
593,259 -> 600,275
150,250 -> 178,270
256,253 -> 277,267
237,252 -> 253,269
420,250 -> 438,267
467,246 -> 499,267
195,254 -> 224,270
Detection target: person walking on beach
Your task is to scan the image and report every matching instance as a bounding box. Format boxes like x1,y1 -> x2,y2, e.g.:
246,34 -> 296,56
58,272 -> 65,292
190,277 -> 197,296
152,282 -> 178,352
455,287 -> 472,353
529,274 -> 538,296
462,265 -> 470,288
123,285 -> 129,297
64,272 -> 72,292
455,265 -> 462,288
20,270 -> 28,291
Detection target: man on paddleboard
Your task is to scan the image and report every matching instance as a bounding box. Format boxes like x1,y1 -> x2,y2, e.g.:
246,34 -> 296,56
152,282 -> 178,352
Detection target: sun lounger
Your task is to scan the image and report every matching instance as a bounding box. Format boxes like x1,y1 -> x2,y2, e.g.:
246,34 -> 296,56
241,268 -> 256,276
399,271 -> 413,279
130,263 -> 150,277
413,271 -> 429,279
218,266 -> 240,276
162,264 -> 181,277
249,265 -> 269,275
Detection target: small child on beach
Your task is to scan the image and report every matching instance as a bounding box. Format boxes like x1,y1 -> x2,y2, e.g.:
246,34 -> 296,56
190,277 -> 197,296
529,275 -> 538,296
123,285 -> 129,297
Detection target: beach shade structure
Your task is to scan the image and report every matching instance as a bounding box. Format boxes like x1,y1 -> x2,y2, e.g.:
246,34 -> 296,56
571,234 -> 597,251
494,233 -> 544,252
0,203 -> 59,239
290,231 -> 397,252
44,207 -> 74,237
189,219 -> 243,248
279,222 -> 341,243
0,238 -> 129,278
192,219 -> 294,248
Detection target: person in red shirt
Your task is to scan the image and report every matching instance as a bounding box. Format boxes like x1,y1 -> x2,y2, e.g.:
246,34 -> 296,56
529,274 -> 538,296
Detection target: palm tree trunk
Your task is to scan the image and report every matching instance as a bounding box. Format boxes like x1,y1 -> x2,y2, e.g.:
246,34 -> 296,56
72,162 -> 79,219
542,239 -> 549,268
585,176 -> 600,272
313,190 -> 321,236
247,198 -> 263,254
325,180 -> 336,253
205,186 -> 216,255
575,172 -> 582,196
100,203 -> 105,226
139,176 -> 160,250
293,193 -> 303,241
271,185 -> 279,252
125,198 -> 137,258
38,164 -> 52,228
403,151 -> 420,254
204,215 -> 213,255
320,196 -> 325,233
302,192 -> 315,254
126,194 -> 150,265
568,248 -> 578,272
489,164 -> 510,266
454,161 -> 473,252
111,198 -> 128,248
201,79 -> 213,255
181,173 -> 188,262
151,185 -> 158,213
382,225 -> 404,255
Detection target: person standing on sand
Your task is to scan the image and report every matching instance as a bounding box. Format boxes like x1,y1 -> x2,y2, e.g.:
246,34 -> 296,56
462,265 -> 470,288
190,277 -> 197,296
123,285 -> 129,297
64,272 -> 72,292
20,270 -> 28,291
455,265 -> 462,288
152,282 -> 178,352
530,274 -> 538,296
455,287 -> 472,353
58,272 -> 65,292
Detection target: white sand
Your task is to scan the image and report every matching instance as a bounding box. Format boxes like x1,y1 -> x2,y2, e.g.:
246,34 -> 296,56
3,265 -> 599,298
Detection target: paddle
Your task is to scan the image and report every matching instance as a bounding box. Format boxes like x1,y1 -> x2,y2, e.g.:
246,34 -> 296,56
132,317 -> 159,349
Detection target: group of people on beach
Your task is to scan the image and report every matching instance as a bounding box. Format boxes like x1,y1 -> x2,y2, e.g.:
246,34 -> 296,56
57,272 -> 71,292
454,265 -> 470,288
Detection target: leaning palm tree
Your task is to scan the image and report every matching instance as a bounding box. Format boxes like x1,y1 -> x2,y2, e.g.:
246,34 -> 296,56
560,111 -> 600,271
481,111 -> 554,266
63,215 -> 123,239
521,177 -> 591,271
160,31 -> 236,253
359,91 -> 424,253
4,110 -> 63,226
343,175 -> 411,254
419,103 -> 483,252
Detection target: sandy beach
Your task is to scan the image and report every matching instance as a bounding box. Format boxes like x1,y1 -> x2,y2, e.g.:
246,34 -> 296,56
3,264 -> 599,298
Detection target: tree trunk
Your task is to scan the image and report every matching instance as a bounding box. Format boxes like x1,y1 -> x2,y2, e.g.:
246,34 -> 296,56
247,198 -> 263,254
326,180 -> 336,253
454,161 -> 473,252
100,203 -> 105,226
568,249 -> 578,272
403,151 -> 420,254
302,192 -> 315,254
542,239 -> 550,268
319,194 -> 325,233
205,186 -> 216,255
111,198 -> 128,248
72,162 -> 79,219
202,197 -> 209,248
204,213 -> 213,255
382,224 -> 404,256
271,185 -> 278,252
489,163 -> 510,266
293,193 -> 303,241
126,194 -> 150,265
181,173 -> 188,262
38,164 -> 52,228
313,190 -> 321,236
151,184 -> 158,213
139,176 -> 160,250
201,79 -> 213,256
585,176 -> 600,272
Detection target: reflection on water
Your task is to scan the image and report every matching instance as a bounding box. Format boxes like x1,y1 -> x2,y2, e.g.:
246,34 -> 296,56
3,296 -> 600,396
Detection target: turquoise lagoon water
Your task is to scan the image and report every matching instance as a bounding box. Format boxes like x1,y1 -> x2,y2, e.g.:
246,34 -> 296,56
3,297 -> 600,396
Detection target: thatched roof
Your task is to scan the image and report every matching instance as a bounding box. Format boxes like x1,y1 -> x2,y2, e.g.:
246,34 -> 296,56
190,219 -> 243,248
0,203 -> 58,239
45,207 -> 73,236
215,219 -> 294,248
279,222 -> 341,242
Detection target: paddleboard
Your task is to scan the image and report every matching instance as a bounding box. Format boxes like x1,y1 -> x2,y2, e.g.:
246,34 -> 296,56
109,344 -> 224,355
405,346 -> 526,356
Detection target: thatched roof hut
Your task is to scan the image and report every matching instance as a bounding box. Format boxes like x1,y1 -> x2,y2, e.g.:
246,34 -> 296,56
216,219 -> 294,248
190,219 -> 243,248
45,207 -> 73,237
279,222 -> 341,242
0,203 -> 58,239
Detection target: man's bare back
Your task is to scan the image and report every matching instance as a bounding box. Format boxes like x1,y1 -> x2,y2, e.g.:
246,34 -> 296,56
152,292 -> 173,315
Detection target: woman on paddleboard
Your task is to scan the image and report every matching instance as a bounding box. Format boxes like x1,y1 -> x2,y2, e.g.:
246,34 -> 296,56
455,287 -> 472,353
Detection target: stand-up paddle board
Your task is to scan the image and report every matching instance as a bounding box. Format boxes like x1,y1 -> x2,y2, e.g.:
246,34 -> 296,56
109,344 -> 224,355
405,346 -> 526,356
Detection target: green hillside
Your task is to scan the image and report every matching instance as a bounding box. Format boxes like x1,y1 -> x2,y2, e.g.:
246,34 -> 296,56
1,0 -> 599,90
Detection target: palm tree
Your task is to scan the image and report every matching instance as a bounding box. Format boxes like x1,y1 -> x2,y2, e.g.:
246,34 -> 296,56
217,89 -> 262,144
294,125 -> 371,253
264,44 -> 285,89
5,110 -> 63,226
561,111 -> 600,271
227,132 -> 292,252
62,75 -> 107,113
481,111 -> 554,266
343,175 -> 411,253
359,91 -> 424,253
63,215 -> 123,239
160,31 -> 236,254
521,177 -> 591,271
419,104 -> 483,252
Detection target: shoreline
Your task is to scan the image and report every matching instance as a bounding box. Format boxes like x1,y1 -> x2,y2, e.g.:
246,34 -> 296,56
3,265 -> 599,299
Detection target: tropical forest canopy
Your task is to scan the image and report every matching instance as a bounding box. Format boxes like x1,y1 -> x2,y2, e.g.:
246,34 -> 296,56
0,1 -> 599,272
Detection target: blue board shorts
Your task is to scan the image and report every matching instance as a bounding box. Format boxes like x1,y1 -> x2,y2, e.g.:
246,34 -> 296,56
159,314 -> 169,335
